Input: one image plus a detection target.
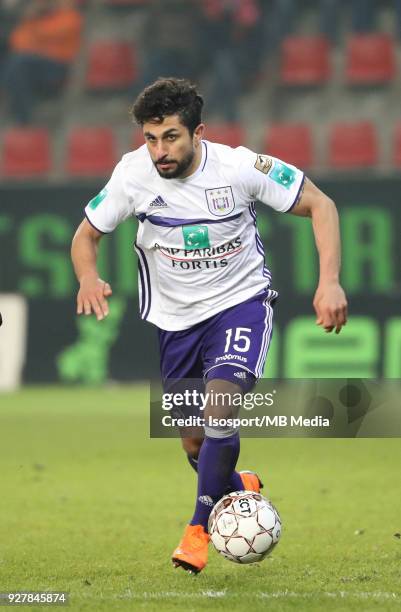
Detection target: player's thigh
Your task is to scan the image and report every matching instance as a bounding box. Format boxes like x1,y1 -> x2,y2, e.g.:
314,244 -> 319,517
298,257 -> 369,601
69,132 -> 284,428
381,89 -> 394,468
158,326 -> 204,382
158,327 -> 206,444
203,288 -> 278,392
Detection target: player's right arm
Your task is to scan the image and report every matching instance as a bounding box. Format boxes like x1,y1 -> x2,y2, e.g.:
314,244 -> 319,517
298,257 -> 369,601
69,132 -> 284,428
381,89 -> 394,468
71,158 -> 133,321
71,219 -> 112,321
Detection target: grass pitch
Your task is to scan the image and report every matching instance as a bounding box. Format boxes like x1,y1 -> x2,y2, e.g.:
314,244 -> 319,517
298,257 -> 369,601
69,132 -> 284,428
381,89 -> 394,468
0,385 -> 400,611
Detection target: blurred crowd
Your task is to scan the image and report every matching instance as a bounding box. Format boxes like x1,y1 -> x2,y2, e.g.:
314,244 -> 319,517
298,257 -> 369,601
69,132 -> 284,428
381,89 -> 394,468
137,0 -> 401,121
0,0 -> 82,124
1,0 -> 401,125
137,0 -> 266,122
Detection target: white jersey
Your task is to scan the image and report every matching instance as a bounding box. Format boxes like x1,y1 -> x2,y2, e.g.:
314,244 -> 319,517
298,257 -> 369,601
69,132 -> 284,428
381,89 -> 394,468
85,141 -> 304,331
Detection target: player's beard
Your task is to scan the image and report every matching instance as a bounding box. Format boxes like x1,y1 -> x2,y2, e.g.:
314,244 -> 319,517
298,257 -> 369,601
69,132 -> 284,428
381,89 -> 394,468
154,149 -> 195,179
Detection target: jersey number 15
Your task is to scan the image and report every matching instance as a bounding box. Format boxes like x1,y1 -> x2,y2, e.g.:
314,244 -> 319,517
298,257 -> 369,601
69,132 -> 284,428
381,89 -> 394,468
224,327 -> 252,353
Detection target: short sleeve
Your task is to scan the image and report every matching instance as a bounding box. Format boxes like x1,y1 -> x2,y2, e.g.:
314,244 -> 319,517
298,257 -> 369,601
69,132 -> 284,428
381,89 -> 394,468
84,161 -> 133,233
236,146 -> 305,213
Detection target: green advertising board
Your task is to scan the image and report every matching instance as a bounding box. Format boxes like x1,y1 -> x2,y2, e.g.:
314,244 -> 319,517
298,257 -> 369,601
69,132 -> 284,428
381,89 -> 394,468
0,178 -> 400,382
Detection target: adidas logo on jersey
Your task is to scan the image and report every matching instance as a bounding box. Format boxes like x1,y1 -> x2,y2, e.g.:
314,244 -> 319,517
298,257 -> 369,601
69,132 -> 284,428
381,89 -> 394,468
149,195 -> 167,208
234,371 -> 247,380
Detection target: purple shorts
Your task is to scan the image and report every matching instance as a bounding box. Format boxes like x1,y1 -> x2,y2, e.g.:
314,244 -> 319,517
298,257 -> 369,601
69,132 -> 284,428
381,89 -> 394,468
158,288 -> 278,393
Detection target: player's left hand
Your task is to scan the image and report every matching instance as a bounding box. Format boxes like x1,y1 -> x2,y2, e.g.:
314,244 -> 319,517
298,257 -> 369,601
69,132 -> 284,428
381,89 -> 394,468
313,282 -> 348,334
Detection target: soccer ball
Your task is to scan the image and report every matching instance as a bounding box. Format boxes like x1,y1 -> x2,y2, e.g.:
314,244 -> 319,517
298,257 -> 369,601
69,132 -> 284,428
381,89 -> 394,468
208,491 -> 281,564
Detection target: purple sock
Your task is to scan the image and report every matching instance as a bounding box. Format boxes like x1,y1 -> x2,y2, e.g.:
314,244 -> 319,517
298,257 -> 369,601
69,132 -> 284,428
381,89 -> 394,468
190,433 -> 240,530
187,453 -> 243,492
187,454 -> 199,472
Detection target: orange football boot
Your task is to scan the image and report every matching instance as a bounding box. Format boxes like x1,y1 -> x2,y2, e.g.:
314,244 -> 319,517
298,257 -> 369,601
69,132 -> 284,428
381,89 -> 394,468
239,470 -> 264,493
172,524 -> 210,574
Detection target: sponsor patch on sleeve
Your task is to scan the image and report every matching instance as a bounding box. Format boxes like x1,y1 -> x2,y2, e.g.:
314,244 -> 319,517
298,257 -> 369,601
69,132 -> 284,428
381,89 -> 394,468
88,187 -> 108,210
268,161 -> 297,190
254,154 -> 273,175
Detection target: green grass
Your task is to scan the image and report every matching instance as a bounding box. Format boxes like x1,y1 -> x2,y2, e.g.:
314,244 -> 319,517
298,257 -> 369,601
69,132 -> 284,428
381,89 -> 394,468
0,386 -> 400,611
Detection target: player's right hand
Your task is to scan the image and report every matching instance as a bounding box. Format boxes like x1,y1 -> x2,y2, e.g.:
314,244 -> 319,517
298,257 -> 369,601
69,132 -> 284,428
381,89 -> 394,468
77,275 -> 112,321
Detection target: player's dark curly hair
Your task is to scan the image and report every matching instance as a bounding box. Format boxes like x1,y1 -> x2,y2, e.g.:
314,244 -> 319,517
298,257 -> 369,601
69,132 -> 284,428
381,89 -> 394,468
131,78 -> 204,135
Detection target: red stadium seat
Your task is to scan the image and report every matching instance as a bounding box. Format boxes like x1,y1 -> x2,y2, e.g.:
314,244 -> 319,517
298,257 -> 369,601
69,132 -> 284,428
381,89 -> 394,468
203,124 -> 245,148
346,34 -> 396,84
86,41 -> 137,91
264,123 -> 313,169
1,128 -> 51,178
66,127 -> 117,176
329,121 -> 378,169
280,35 -> 331,85
132,129 -> 145,150
392,123 -> 401,167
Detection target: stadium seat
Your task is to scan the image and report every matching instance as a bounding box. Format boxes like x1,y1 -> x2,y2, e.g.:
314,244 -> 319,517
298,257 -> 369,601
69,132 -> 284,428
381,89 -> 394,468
203,124 -> 245,148
392,123 -> 401,167
86,41 -> 137,91
264,123 -> 313,169
132,129 -> 145,150
346,34 -> 396,84
66,127 -> 117,176
328,122 -> 378,169
280,35 -> 331,85
1,128 -> 51,178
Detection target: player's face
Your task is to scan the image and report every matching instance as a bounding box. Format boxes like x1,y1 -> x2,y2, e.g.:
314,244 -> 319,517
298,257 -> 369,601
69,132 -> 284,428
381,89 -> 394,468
143,115 -> 204,179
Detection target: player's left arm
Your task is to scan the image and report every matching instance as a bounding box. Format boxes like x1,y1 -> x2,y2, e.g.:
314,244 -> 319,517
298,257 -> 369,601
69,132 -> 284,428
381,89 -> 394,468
289,177 -> 348,334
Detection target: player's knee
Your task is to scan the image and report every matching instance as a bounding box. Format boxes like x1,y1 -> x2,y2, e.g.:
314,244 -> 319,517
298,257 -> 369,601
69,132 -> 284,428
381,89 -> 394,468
204,422 -> 239,439
181,437 -> 203,458
203,378 -> 240,420
203,378 -> 241,438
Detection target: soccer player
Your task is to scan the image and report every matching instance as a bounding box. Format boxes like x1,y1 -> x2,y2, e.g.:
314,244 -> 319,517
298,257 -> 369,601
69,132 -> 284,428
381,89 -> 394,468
71,78 -> 348,574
